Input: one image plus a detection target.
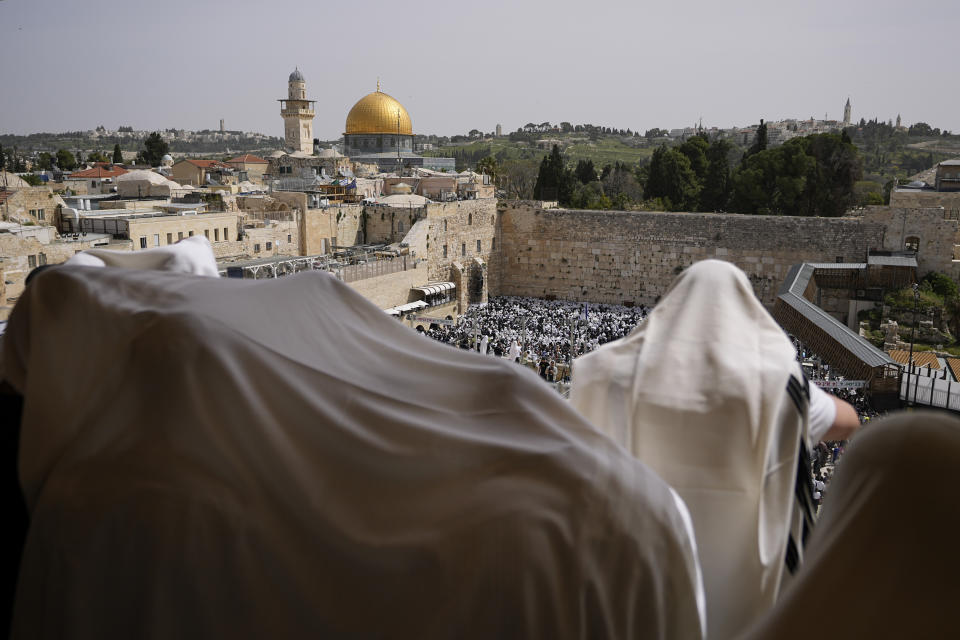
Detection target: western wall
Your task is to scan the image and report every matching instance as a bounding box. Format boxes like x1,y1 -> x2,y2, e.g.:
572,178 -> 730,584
495,203 -> 897,307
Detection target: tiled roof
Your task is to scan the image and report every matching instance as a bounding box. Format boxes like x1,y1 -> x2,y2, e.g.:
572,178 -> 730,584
888,350 -> 941,370
179,159 -> 230,169
67,165 -> 128,179
947,358 -> 960,381
228,154 -> 268,164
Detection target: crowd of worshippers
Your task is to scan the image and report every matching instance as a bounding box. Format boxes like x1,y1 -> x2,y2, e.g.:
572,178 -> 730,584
422,296 -> 647,381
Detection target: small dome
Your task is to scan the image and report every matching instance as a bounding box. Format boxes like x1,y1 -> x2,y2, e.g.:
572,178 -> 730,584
289,67 -> 304,83
161,154 -> 174,167
345,85 -> 412,135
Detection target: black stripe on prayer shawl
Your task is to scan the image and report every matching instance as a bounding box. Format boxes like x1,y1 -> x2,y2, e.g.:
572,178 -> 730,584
785,375 -> 817,575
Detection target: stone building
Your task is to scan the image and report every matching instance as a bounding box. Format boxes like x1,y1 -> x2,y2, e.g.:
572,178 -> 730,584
0,186 -> 67,225
227,154 -> 269,184
279,68 -> 316,154
63,165 -> 128,195
0,224 -> 126,318
889,158 -> 960,215
171,159 -> 234,187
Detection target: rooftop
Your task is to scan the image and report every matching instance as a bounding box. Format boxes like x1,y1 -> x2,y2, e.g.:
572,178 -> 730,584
777,263 -> 896,369
228,154 -> 268,164
67,165 -> 128,179
175,159 -> 231,169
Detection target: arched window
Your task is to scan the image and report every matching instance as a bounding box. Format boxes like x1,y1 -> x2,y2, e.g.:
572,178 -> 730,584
468,213 -> 472,225
443,219 -> 447,232
398,221 -> 404,232
905,236 -> 920,252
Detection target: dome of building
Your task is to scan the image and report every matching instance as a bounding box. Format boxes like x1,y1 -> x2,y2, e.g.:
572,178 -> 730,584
345,86 -> 412,135
289,67 -> 304,83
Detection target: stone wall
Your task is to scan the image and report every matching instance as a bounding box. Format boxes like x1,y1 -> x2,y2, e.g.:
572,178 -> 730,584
364,204 -> 423,245
301,203 -> 366,254
2,187 -> 66,225
862,205 -> 960,277
346,263 -> 429,309
0,233 -> 132,317
889,189 -> 960,215
127,213 -> 241,252
423,200 -> 499,292
241,221 -> 300,258
497,205 -> 886,307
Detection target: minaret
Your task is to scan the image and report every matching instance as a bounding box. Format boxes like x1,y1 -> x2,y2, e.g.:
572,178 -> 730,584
279,67 -> 316,154
896,113 -> 902,129
843,97 -> 851,126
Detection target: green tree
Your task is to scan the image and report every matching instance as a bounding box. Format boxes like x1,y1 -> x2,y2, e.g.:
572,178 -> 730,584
802,133 -> 862,217
700,138 -> 734,211
921,272 -> 959,301
21,174 -> 44,186
533,145 -> 575,204
730,133 -> 860,217
36,152 -> 54,171
569,181 -> 611,210
747,119 -> 768,156
0,143 -> 5,171
113,143 -> 124,163
644,146 -> 700,211
55,149 -> 77,170
602,162 -> 642,205
677,135 -> 709,181
574,158 -> 596,184
476,155 -> 499,180
88,150 -> 109,163
136,132 -> 170,167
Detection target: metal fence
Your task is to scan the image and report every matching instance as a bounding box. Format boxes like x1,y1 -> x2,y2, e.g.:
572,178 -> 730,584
334,256 -> 411,283
900,368 -> 960,411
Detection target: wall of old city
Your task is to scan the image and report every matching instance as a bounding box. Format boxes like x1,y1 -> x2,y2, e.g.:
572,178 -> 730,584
861,205 -> 960,277
345,263 -> 429,309
889,189 -> 960,214
422,199 -> 500,309
497,204 -> 886,307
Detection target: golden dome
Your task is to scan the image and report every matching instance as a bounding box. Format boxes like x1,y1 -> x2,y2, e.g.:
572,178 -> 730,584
345,87 -> 412,135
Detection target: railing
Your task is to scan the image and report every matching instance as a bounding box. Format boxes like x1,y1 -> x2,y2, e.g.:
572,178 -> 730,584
334,256 -> 411,283
900,367 -> 960,411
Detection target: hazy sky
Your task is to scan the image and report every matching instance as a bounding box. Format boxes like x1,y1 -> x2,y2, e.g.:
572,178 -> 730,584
1,0 -> 958,138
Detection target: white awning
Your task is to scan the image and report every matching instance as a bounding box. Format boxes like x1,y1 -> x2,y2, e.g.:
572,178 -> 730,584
386,300 -> 429,315
413,282 -> 455,296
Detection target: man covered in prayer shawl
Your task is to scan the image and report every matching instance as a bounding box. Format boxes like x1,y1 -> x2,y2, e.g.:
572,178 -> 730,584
3,260 -> 707,639
571,259 -> 849,639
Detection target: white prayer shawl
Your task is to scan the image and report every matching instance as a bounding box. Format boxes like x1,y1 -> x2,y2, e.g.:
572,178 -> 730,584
480,334 -> 489,355
570,260 -> 810,640
6,266 -> 704,640
64,235 -> 219,277
742,411 -> 960,639
508,340 -> 521,360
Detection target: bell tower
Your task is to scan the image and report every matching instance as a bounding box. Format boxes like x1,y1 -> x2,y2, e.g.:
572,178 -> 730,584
843,97 -> 851,126
279,68 -> 316,154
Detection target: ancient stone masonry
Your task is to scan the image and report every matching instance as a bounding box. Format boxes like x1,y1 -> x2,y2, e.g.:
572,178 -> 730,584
497,204 -> 886,307
861,206 -> 960,278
